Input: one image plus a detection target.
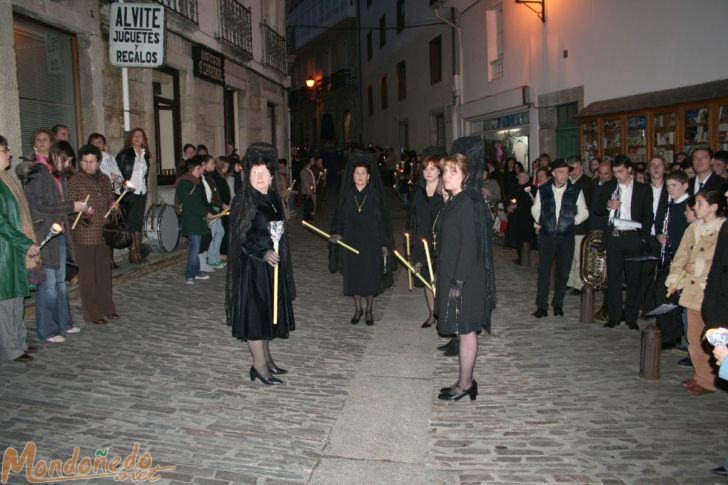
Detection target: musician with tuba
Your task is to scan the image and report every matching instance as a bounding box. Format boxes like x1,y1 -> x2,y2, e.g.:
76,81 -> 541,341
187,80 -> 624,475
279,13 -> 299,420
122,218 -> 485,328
531,159 -> 589,318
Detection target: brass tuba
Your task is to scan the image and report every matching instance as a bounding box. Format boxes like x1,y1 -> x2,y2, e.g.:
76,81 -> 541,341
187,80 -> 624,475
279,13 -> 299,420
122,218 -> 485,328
580,229 -> 607,289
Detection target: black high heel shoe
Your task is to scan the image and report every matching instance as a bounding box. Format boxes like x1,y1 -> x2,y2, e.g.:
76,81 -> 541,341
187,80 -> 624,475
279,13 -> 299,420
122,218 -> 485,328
438,381 -> 477,401
268,364 -> 288,375
249,367 -> 283,385
351,309 -> 363,324
365,313 -> 374,326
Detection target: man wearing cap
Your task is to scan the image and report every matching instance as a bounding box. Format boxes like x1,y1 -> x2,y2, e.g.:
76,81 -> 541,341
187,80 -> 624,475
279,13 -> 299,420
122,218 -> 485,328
531,159 -> 589,318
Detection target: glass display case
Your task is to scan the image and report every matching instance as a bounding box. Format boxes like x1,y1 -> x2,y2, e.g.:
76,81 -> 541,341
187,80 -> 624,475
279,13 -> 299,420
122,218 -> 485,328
653,111 -> 677,163
627,115 -> 647,164
580,121 -> 598,163
684,106 -> 710,155
602,118 -> 622,159
719,105 -> 728,152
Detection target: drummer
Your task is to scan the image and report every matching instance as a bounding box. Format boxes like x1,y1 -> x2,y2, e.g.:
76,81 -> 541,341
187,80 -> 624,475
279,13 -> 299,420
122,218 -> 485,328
68,144 -> 120,324
176,156 -> 211,284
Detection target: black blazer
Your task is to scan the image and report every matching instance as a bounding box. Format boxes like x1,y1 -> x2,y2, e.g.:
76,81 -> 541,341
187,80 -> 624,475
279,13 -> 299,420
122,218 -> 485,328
595,178 -> 653,240
688,172 -> 724,195
702,222 -> 728,327
116,147 -> 151,187
589,179 -> 612,231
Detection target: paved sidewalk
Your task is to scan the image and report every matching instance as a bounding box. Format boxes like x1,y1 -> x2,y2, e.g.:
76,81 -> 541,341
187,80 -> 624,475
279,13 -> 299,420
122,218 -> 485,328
1,197 -> 728,484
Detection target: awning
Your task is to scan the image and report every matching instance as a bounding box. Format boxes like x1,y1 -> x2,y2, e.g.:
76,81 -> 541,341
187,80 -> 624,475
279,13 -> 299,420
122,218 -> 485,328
577,79 -> 728,118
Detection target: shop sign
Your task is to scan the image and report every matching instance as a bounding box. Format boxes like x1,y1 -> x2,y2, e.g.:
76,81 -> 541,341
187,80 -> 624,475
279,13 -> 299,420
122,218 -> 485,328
109,3 -> 166,67
192,44 -> 225,86
483,111 -> 530,131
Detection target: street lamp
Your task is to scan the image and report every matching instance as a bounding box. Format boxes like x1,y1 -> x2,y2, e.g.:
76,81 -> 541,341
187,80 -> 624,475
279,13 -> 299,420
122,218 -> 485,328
305,77 -> 315,88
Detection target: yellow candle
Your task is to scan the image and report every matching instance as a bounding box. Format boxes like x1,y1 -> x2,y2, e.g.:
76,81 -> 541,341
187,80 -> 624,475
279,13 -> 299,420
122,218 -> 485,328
393,250 -> 433,291
71,195 -> 90,230
423,238 -> 436,297
404,233 -> 413,291
302,220 -> 360,254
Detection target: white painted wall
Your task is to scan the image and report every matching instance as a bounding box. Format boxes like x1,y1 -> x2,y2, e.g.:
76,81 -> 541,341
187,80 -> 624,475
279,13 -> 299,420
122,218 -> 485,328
360,0 -> 454,154
461,0 -> 728,110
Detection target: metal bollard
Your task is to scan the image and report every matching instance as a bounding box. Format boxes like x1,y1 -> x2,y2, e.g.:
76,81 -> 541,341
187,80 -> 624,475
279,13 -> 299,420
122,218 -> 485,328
519,241 -> 531,267
580,286 -> 595,323
639,324 -> 661,379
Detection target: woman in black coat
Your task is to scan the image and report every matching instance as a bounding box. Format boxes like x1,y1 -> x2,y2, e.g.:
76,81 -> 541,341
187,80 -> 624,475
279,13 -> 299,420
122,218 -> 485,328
436,146 -> 496,402
115,127 -> 151,264
703,189 -> 728,329
407,154 -> 444,328
331,150 -> 393,326
226,143 -> 296,385
505,170 -> 537,262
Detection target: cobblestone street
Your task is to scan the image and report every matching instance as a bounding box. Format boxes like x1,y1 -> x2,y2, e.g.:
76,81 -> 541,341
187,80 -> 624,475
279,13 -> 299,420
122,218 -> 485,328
2,198 -> 728,485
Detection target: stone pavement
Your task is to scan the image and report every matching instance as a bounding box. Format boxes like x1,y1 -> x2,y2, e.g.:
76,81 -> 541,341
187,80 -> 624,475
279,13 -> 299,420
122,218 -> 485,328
2,195 -> 728,485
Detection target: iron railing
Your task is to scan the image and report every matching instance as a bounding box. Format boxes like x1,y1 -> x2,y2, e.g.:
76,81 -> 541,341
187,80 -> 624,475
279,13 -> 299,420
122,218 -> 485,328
263,24 -> 287,74
219,0 -> 253,57
156,0 -> 198,23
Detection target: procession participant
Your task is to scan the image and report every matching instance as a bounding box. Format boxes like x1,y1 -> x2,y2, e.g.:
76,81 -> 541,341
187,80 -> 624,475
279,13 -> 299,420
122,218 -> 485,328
688,147 -> 723,195
665,190 -> 726,396
435,137 -> 496,401
67,144 -> 118,324
116,128 -> 151,264
330,149 -> 393,326
226,142 -> 296,385
0,135 -> 40,362
595,155 -> 653,329
177,156 -> 211,284
300,156 -> 316,221
653,171 -> 690,349
407,148 -> 445,328
530,159 -> 589,318
24,141 -> 88,342
505,171 -> 536,264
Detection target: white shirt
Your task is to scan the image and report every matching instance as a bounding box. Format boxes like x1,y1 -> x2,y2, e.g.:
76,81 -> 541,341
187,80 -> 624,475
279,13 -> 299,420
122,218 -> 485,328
531,182 -> 589,228
609,178 -> 633,223
129,149 -> 148,195
651,182 -> 663,235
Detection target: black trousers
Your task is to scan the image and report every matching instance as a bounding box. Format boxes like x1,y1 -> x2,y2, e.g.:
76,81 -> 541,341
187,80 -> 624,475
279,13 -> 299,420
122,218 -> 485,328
605,232 -> 643,322
654,265 -> 683,343
303,195 -> 314,221
121,193 -> 147,233
637,236 -> 661,315
535,235 -> 574,310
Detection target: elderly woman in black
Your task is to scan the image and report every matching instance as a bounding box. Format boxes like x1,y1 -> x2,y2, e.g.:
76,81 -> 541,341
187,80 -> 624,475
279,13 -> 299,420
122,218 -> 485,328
407,151 -> 445,328
226,143 -> 295,385
436,138 -> 496,402
116,127 -> 151,264
330,150 -> 393,326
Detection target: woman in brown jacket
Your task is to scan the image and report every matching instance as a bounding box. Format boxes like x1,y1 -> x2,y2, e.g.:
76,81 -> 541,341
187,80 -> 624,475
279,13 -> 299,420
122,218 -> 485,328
666,189 -> 726,396
68,145 -> 119,324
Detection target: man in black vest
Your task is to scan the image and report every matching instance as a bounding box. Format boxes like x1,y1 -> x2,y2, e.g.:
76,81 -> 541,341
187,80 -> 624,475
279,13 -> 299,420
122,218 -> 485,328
688,147 -> 723,194
596,155 -> 654,329
531,159 -> 589,318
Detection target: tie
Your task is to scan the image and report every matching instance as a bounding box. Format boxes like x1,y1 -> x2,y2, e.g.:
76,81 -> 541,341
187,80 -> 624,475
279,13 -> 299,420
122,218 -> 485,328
699,181 -> 705,191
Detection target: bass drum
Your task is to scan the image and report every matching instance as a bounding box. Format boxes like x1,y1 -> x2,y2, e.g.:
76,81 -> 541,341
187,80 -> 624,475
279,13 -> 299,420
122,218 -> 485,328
143,203 -> 180,253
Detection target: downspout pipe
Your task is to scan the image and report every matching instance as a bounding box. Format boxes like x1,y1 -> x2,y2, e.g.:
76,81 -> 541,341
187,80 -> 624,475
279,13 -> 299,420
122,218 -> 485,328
434,7 -> 463,141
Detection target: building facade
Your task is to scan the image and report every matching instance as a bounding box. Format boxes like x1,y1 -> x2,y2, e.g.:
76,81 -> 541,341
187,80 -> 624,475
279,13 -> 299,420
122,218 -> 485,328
1,0 -> 289,203
436,0 -> 728,168
359,0 -> 455,155
287,0 -> 361,148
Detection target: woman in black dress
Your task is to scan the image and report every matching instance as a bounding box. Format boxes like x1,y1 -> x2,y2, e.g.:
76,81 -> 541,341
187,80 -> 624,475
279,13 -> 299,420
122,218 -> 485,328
407,154 -> 445,328
505,170 -> 537,263
331,150 -> 393,326
226,143 -> 296,385
436,139 -> 497,402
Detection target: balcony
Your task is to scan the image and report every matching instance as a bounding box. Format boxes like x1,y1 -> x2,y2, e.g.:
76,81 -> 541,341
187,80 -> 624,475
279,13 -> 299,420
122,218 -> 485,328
219,0 -> 253,58
156,0 -> 198,23
263,25 -> 287,74
287,0 -> 356,50
489,56 -> 503,81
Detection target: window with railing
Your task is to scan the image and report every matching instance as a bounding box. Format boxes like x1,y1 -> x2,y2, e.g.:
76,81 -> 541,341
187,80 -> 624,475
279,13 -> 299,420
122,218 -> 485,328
219,0 -> 253,57
263,24 -> 287,74
156,0 -> 198,23
489,56 -> 503,81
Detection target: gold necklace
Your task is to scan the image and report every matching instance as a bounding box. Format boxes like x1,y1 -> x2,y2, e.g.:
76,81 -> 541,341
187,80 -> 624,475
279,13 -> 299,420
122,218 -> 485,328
354,194 -> 367,213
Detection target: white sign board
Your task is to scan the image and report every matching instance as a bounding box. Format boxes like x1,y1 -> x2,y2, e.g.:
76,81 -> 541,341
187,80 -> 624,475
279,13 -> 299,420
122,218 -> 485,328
109,3 -> 165,67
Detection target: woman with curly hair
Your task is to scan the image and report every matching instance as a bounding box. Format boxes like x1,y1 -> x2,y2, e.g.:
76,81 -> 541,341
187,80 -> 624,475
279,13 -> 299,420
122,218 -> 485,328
226,143 -> 296,385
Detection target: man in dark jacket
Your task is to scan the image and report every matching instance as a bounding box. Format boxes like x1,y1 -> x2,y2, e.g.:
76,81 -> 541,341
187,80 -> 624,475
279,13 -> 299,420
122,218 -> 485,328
688,147 -> 723,195
595,155 -> 654,329
530,159 -> 589,318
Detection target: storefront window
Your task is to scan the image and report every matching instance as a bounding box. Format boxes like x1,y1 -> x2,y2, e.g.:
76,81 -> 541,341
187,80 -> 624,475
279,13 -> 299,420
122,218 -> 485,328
482,111 -> 529,168
14,16 -> 79,155
653,111 -> 677,163
153,69 -> 180,184
580,121 -> 598,163
626,115 -> 647,164
719,105 -> 728,152
684,106 -> 710,155
601,118 -> 622,160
